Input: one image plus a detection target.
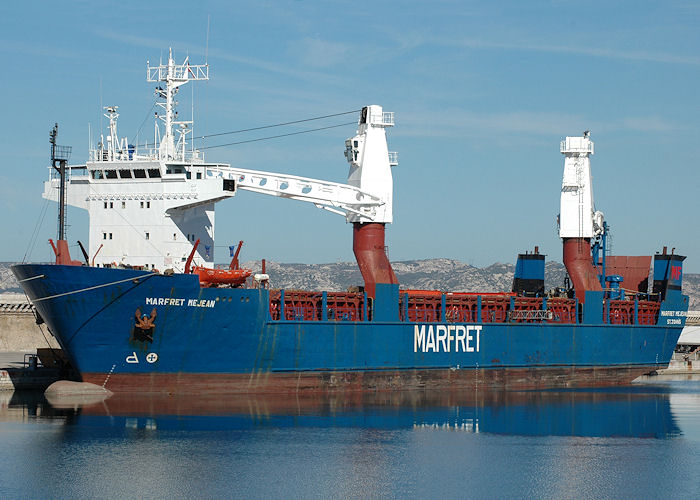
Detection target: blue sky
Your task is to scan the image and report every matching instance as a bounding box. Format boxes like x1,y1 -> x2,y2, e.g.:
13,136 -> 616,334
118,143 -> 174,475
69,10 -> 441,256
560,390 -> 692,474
1,1 -> 698,272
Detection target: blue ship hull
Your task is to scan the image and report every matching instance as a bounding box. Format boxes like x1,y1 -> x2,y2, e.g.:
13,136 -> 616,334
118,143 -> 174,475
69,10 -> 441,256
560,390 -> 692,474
12,264 -> 688,393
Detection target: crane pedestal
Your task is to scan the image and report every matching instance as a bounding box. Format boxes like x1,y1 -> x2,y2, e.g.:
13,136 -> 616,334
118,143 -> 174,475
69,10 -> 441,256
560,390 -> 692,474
563,238 -> 603,303
352,222 -> 398,299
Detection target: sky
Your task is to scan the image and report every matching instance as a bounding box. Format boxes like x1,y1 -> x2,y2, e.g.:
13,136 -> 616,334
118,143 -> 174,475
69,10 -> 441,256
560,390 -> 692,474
1,0 -> 698,271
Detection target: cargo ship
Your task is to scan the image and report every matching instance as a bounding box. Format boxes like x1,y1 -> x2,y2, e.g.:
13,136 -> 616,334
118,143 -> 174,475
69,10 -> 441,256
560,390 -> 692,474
12,50 -> 689,394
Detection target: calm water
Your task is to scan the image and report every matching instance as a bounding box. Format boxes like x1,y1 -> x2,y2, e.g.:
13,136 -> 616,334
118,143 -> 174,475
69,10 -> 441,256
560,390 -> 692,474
1,380 -> 700,499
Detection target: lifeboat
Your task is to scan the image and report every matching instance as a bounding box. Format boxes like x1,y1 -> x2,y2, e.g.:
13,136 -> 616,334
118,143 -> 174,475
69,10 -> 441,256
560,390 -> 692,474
185,239 -> 252,287
191,266 -> 252,287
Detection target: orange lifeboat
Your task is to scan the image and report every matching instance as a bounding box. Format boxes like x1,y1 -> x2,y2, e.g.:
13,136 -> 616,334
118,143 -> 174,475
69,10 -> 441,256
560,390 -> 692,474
191,266 -> 252,287
186,239 -> 252,287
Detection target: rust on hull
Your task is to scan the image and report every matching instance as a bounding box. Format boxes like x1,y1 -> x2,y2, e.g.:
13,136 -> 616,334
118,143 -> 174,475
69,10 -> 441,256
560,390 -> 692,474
84,365 -> 658,395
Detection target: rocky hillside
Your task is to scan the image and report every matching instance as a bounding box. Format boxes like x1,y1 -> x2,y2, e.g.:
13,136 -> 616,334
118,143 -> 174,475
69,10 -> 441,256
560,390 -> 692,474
249,259 -> 569,295
684,273 -> 700,310
245,259 -> 699,308
0,265 -> 22,295
2,261 -> 698,308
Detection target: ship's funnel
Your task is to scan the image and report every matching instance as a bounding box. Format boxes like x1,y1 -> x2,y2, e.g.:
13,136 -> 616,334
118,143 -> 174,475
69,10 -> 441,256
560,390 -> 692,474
352,222 -> 398,298
653,247 -> 686,301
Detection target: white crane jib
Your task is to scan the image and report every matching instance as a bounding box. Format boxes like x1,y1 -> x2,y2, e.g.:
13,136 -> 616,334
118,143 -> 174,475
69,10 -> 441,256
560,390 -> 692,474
216,105 -> 397,223
559,132 -> 604,239
42,47 -> 396,273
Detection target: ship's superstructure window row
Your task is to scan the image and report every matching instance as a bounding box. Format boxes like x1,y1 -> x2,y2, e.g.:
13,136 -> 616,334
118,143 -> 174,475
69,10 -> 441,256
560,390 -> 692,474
86,164 -> 228,181
91,168 -> 164,180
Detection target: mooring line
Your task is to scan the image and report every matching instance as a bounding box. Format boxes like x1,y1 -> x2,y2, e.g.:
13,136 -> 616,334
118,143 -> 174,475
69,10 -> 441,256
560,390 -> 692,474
18,274 -> 45,283
32,272 -> 158,302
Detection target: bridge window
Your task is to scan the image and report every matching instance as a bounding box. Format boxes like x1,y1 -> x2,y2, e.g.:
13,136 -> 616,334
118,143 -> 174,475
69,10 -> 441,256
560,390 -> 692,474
196,172 -> 202,179
119,170 -> 132,179
109,202 -> 113,209
147,201 -> 150,208
105,170 -> 118,179
104,202 -> 108,209
92,170 -> 104,179
148,169 -> 161,178
134,169 -> 147,178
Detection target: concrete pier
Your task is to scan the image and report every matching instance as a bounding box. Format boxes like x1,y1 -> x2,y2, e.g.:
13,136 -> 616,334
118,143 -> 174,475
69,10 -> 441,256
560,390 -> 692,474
0,300 -> 64,391
0,302 -> 60,351
656,353 -> 700,375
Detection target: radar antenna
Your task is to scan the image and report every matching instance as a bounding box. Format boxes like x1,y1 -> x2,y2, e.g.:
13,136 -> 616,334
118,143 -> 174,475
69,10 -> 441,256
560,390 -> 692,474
147,48 -> 208,160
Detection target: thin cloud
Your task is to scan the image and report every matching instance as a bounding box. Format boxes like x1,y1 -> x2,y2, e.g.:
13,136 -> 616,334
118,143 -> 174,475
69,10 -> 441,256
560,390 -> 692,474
450,37 -> 700,66
620,116 -> 677,132
92,29 -> 347,85
0,40 -> 87,60
290,38 -> 352,68
397,109 -> 591,138
396,109 -> 680,138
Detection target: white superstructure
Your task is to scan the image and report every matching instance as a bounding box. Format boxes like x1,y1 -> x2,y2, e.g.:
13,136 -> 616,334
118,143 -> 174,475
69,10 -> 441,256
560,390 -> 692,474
558,132 -> 604,239
44,50 -> 231,272
44,50 -> 396,272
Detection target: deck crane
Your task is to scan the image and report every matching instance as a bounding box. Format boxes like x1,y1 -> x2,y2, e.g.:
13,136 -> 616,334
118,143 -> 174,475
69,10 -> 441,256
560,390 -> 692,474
40,50 -> 399,298
559,132 -> 604,301
212,105 -> 400,297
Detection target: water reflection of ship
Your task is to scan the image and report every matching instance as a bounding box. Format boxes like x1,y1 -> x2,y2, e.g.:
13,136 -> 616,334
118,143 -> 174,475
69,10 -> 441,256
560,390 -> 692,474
14,389 -> 679,439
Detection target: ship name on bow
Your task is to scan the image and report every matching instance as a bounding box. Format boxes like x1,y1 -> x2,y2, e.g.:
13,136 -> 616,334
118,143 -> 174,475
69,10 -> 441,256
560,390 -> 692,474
145,297 -> 216,308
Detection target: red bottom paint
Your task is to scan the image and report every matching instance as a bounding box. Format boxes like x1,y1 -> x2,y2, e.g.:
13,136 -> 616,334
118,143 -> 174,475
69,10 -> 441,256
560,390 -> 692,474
83,365 -> 658,395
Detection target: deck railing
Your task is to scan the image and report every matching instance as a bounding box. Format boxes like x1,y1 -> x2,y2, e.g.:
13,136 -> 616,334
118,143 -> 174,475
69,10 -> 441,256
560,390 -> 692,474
268,289 -> 661,325
269,291 -> 365,322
